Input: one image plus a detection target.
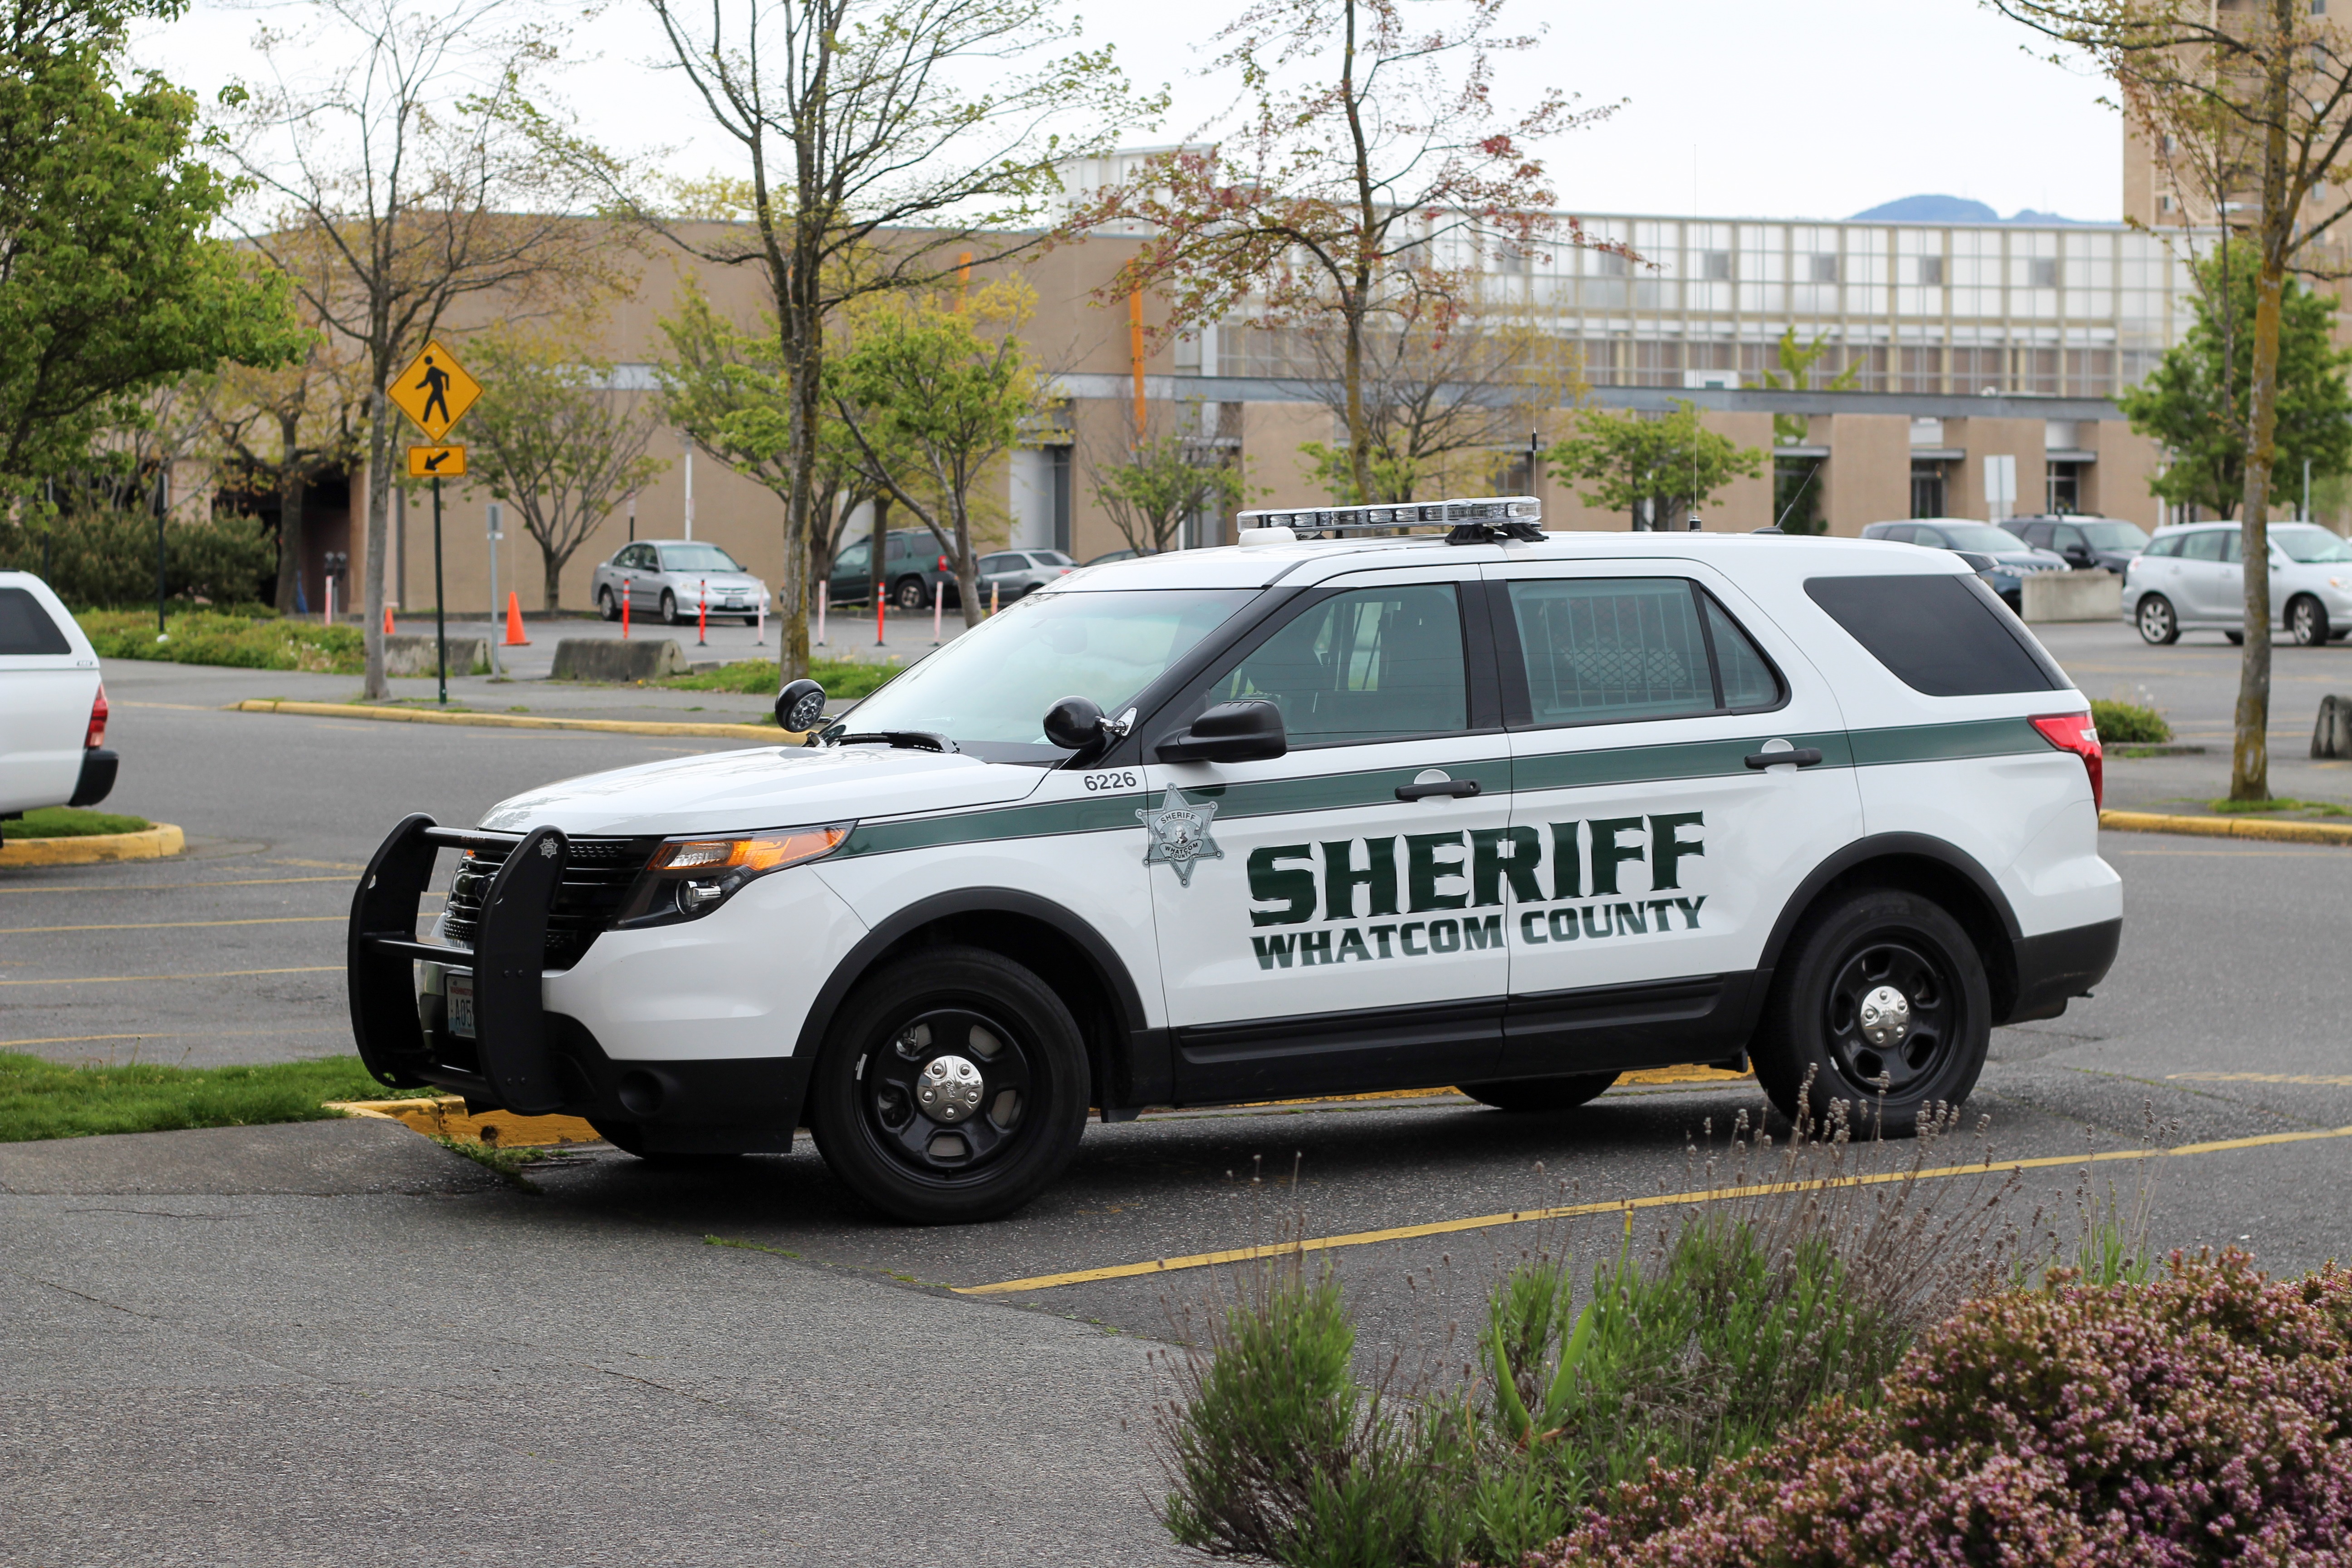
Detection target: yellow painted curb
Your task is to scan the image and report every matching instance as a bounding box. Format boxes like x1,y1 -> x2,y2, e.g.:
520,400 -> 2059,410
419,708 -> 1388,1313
327,1094 -> 603,1148
2100,808 -> 2352,846
234,698 -> 806,744
0,823 -> 185,868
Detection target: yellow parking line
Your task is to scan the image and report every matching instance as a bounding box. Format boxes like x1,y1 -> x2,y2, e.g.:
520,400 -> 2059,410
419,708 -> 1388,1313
0,876 -> 358,893
0,965 -> 343,986
955,1123 -> 2352,1296
3,1028 -> 345,1048
0,916 -> 348,934
2171,1071 -> 2352,1088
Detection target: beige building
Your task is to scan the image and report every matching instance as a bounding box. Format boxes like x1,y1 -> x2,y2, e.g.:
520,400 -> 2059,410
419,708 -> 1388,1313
290,138 -> 2225,618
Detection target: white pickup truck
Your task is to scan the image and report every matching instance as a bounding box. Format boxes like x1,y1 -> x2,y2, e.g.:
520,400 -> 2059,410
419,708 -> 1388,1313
0,573 -> 115,818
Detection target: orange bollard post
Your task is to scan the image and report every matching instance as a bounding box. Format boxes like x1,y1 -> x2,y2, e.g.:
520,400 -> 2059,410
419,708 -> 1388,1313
503,590 -> 530,646
621,591 -> 630,639
696,578 -> 708,646
989,580 -> 1000,617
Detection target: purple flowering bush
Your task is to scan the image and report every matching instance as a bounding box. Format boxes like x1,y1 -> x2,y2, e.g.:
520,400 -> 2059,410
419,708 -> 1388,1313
1524,1251 -> 2352,1567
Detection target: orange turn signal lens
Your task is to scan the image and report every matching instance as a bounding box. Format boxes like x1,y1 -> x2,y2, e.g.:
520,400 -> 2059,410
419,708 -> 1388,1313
650,824 -> 852,877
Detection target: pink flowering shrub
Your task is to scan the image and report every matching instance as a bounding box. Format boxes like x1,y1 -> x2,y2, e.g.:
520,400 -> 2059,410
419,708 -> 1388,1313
1525,1251 -> 2352,1567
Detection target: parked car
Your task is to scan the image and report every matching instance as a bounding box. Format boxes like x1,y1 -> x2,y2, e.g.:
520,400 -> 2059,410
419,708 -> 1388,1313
1083,547 -> 1149,568
2123,520 -> 2352,646
2001,515 -> 2150,574
975,549 -> 1075,603
591,541 -> 771,625
0,573 -> 115,816
352,492 -> 2118,1223
1861,519 -> 2068,612
826,529 -> 960,612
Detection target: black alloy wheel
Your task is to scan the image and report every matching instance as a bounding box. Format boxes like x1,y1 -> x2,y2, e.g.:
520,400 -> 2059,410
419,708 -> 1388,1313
598,587 -> 620,622
2290,595 -> 2331,647
809,946 -> 1089,1223
659,589 -> 681,625
893,576 -> 929,613
1459,1073 -> 1618,1112
1750,888 -> 1989,1137
2136,593 -> 2180,645
2226,630 -> 2246,645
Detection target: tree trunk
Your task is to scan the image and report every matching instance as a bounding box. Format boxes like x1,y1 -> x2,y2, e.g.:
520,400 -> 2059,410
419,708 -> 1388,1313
1340,0 -> 1374,505
362,383 -> 392,698
274,464 -> 305,615
2230,24 -> 2293,804
543,544 -> 563,612
951,503 -> 982,630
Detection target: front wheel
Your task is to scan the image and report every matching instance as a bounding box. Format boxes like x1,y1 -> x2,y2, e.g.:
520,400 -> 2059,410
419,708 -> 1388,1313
2289,595 -> 2331,647
1459,1073 -> 1618,1112
2136,593 -> 2180,645
1749,888 -> 1989,1137
808,946 -> 1090,1223
659,590 -> 681,626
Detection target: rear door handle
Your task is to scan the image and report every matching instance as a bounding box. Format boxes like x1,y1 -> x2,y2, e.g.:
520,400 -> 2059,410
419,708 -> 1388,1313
1744,748 -> 1824,769
1396,779 -> 1483,800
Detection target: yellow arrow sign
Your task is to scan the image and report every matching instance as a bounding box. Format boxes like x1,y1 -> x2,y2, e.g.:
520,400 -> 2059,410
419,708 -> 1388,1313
407,445 -> 466,477
388,340 -> 481,441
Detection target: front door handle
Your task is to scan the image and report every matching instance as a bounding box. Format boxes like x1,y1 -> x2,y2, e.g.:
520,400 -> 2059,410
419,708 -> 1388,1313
1396,779 -> 1483,800
1744,747 -> 1825,769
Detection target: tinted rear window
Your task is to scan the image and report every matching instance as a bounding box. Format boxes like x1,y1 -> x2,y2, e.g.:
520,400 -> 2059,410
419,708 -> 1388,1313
0,587 -> 70,655
1804,574 -> 2067,696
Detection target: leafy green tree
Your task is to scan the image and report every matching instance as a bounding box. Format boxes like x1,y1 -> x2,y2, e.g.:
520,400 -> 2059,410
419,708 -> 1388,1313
2119,248 -> 2352,520
0,0 -> 301,488
1756,326 -> 1861,446
830,280 -> 1047,627
465,320 -> 671,610
1545,401 -> 1764,529
1092,407 -> 1248,555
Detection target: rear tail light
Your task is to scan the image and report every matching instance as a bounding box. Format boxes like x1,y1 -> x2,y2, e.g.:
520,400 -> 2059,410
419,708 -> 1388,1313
938,554 -> 950,571
84,684 -> 108,749
2031,711 -> 2102,809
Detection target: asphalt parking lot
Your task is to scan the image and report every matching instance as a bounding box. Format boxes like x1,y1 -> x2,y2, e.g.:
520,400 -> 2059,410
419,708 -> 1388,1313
5,621 -> 2351,1563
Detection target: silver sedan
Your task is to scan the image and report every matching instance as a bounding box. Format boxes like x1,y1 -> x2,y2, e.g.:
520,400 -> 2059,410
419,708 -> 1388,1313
592,540 -> 772,625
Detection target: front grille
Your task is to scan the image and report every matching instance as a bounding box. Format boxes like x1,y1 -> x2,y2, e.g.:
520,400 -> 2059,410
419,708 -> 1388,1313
436,835 -> 661,970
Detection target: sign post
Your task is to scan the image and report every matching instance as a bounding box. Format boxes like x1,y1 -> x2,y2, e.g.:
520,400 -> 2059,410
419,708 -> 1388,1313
390,341 -> 484,704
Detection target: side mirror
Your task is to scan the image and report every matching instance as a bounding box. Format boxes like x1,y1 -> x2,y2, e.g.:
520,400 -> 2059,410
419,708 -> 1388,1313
1156,700 -> 1286,764
777,678 -> 827,735
1043,695 -> 1110,751
2064,545 -> 2094,566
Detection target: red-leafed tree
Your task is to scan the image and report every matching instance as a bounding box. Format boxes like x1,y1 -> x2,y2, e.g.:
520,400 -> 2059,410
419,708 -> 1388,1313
1070,0 -> 1617,503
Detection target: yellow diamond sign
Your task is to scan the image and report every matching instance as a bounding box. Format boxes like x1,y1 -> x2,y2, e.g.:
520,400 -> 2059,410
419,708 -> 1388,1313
388,340 -> 481,442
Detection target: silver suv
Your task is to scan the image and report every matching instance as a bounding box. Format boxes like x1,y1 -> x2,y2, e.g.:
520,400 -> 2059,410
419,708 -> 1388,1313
592,540 -> 772,625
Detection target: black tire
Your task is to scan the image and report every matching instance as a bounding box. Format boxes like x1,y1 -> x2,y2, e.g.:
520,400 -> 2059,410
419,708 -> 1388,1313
808,946 -> 1089,1224
893,576 -> 928,613
2136,593 -> 2180,645
1459,1073 -> 1618,1112
2225,630 -> 2245,645
659,589 -> 681,626
2289,595 -> 2330,647
598,587 -> 620,622
1749,888 -> 1989,1137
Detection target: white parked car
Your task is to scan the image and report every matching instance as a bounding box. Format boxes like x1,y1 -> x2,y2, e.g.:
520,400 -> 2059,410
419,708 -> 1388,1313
2123,521 -> 2352,645
590,540 -> 772,626
350,498 -> 2121,1223
0,573 -> 114,817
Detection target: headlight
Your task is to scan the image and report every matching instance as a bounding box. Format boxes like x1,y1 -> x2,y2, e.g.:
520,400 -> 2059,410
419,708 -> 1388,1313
617,823 -> 853,926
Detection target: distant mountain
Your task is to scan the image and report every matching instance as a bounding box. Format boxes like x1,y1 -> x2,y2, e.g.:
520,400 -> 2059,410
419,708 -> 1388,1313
1847,194 -> 2097,225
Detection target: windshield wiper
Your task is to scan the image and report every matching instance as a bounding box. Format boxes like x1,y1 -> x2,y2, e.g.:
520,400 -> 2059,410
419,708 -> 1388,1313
828,730 -> 959,754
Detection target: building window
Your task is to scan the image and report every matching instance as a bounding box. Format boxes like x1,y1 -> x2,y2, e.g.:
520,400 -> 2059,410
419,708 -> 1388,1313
1701,250 -> 1732,280
2047,461 -> 2082,514
2159,193 -> 2174,213
1808,253 -> 1839,284
2028,257 -> 2059,288
1911,461 -> 1947,519
1919,255 -> 1945,286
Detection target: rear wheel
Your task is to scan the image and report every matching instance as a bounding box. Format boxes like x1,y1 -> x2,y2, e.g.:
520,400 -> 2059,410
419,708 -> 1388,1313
808,946 -> 1089,1223
2289,595 -> 2330,647
598,587 -> 620,622
2136,593 -> 2180,645
1750,888 -> 1989,1137
893,576 -> 928,613
1459,1073 -> 1618,1112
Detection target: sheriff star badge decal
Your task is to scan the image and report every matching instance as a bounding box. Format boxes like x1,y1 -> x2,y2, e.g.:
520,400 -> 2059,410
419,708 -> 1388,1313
1137,785 -> 1223,887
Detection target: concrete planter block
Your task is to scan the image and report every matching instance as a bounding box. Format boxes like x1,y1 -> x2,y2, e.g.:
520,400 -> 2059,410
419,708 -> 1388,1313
2313,694 -> 2352,759
2021,569 -> 2122,623
549,637 -> 689,682
383,633 -> 490,677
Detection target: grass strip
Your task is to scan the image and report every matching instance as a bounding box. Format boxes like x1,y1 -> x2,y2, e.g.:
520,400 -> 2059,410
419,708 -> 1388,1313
1,807 -> 152,840
2206,796 -> 2352,817
0,1051 -> 431,1142
659,656 -> 902,699
74,607 -> 375,675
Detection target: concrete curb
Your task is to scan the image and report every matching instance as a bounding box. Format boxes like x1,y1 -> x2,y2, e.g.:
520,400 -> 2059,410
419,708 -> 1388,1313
326,1095 -> 603,1148
233,698 -> 803,743
0,823 -> 185,868
2100,808 -> 2352,845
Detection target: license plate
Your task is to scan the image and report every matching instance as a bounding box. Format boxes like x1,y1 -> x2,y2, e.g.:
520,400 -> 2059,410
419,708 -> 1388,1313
446,972 -> 476,1039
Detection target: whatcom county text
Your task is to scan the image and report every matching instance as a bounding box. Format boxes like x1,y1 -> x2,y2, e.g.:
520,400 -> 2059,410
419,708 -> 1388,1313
1244,815 -> 1707,970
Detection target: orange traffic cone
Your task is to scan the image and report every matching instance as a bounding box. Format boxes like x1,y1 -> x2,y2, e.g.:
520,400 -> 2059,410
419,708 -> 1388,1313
503,591 -> 530,646
383,605 -> 395,635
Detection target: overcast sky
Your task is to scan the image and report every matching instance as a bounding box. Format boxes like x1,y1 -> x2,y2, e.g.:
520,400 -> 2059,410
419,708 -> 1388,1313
138,0 -> 2123,225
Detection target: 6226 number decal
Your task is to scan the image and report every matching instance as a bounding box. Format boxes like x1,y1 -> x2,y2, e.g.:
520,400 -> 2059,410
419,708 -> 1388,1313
1083,769 -> 1140,792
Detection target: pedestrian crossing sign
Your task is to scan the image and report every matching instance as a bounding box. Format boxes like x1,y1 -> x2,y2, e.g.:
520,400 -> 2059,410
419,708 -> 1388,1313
389,340 -> 481,441
407,445 -> 466,477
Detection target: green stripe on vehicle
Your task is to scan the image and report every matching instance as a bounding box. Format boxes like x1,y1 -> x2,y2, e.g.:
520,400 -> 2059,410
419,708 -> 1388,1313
1847,716 -> 2046,766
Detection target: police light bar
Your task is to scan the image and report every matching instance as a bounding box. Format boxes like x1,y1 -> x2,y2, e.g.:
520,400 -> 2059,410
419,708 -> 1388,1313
1238,496 -> 1543,543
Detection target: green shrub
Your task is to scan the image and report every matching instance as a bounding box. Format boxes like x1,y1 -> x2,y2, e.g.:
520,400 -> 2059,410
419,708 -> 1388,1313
0,510 -> 276,607
2090,697 -> 2170,744
74,608 -> 367,673
659,656 -> 904,700
1,807 -> 151,839
0,1052 -> 430,1142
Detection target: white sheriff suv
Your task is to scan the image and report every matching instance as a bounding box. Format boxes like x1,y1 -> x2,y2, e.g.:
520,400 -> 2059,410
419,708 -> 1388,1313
348,499 -> 2122,1223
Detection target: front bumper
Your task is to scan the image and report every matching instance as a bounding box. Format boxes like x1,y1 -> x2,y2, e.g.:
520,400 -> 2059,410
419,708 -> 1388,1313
347,814 -> 810,1150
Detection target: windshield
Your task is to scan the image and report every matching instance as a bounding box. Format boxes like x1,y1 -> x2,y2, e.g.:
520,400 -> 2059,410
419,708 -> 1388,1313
1033,550 -> 1075,566
1937,524 -> 2033,551
2074,520 -> 2149,551
660,544 -> 745,573
839,588 -> 1256,747
2273,525 -> 2352,564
